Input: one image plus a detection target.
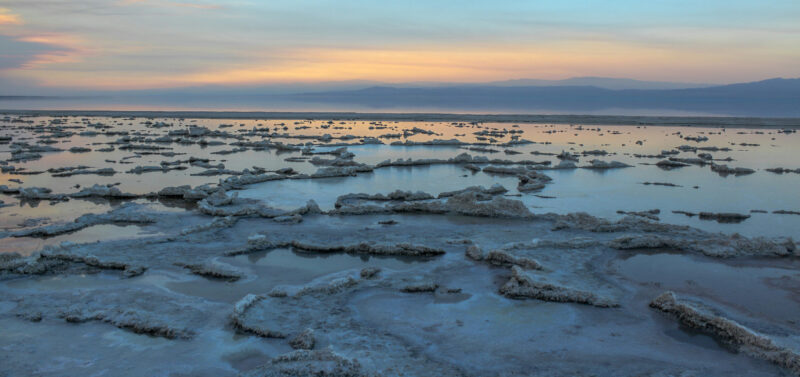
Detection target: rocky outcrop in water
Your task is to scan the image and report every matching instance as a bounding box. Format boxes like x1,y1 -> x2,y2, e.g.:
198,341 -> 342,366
500,266 -> 619,307
8,203 -> 156,238
608,233 -> 796,258
650,292 -> 800,375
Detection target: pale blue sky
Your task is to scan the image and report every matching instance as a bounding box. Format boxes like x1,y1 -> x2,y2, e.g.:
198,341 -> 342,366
0,0 -> 798,92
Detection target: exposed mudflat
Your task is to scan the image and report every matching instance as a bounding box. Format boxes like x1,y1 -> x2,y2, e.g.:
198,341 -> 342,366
1,113 -> 799,376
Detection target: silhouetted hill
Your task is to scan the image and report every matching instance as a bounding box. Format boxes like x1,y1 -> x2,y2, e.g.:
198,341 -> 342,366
486,77 -> 711,90
294,78 -> 800,117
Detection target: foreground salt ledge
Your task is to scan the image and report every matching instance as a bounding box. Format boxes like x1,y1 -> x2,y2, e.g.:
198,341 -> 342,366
650,291 -> 800,375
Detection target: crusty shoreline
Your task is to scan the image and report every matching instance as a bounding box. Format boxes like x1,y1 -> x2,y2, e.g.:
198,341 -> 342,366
2,109 -> 800,128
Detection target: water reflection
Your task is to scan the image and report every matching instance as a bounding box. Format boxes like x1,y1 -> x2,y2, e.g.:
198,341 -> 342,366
2,115 -> 800,251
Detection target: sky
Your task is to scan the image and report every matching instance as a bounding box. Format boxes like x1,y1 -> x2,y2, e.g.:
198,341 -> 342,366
0,0 -> 798,94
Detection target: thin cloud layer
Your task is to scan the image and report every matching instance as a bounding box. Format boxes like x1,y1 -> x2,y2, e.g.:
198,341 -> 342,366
0,0 -> 798,93
0,7 -> 22,25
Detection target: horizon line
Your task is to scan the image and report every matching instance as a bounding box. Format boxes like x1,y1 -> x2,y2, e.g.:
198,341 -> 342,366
2,109 -> 799,126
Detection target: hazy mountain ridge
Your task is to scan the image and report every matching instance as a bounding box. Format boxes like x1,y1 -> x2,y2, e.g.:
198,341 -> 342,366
3,77 -> 797,117
484,77 -> 713,90
294,78 -> 800,117
0,76 -> 724,97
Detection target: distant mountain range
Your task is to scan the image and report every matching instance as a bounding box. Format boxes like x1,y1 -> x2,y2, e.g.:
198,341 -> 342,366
480,77 -> 712,90
114,76 -> 714,94
292,78 -> 800,117
2,77 -> 798,117
1,76 -> 715,97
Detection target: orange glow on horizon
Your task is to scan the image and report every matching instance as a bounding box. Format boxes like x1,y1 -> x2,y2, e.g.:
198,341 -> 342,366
11,42 -> 728,90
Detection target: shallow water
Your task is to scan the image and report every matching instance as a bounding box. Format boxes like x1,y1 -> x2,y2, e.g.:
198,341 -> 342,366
1,109 -> 798,377
2,115 -> 799,250
167,248 -> 430,304
614,253 -> 800,327
0,97 -> 739,116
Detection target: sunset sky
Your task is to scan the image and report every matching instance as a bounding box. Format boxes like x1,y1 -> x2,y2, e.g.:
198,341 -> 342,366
1,0 -> 798,93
